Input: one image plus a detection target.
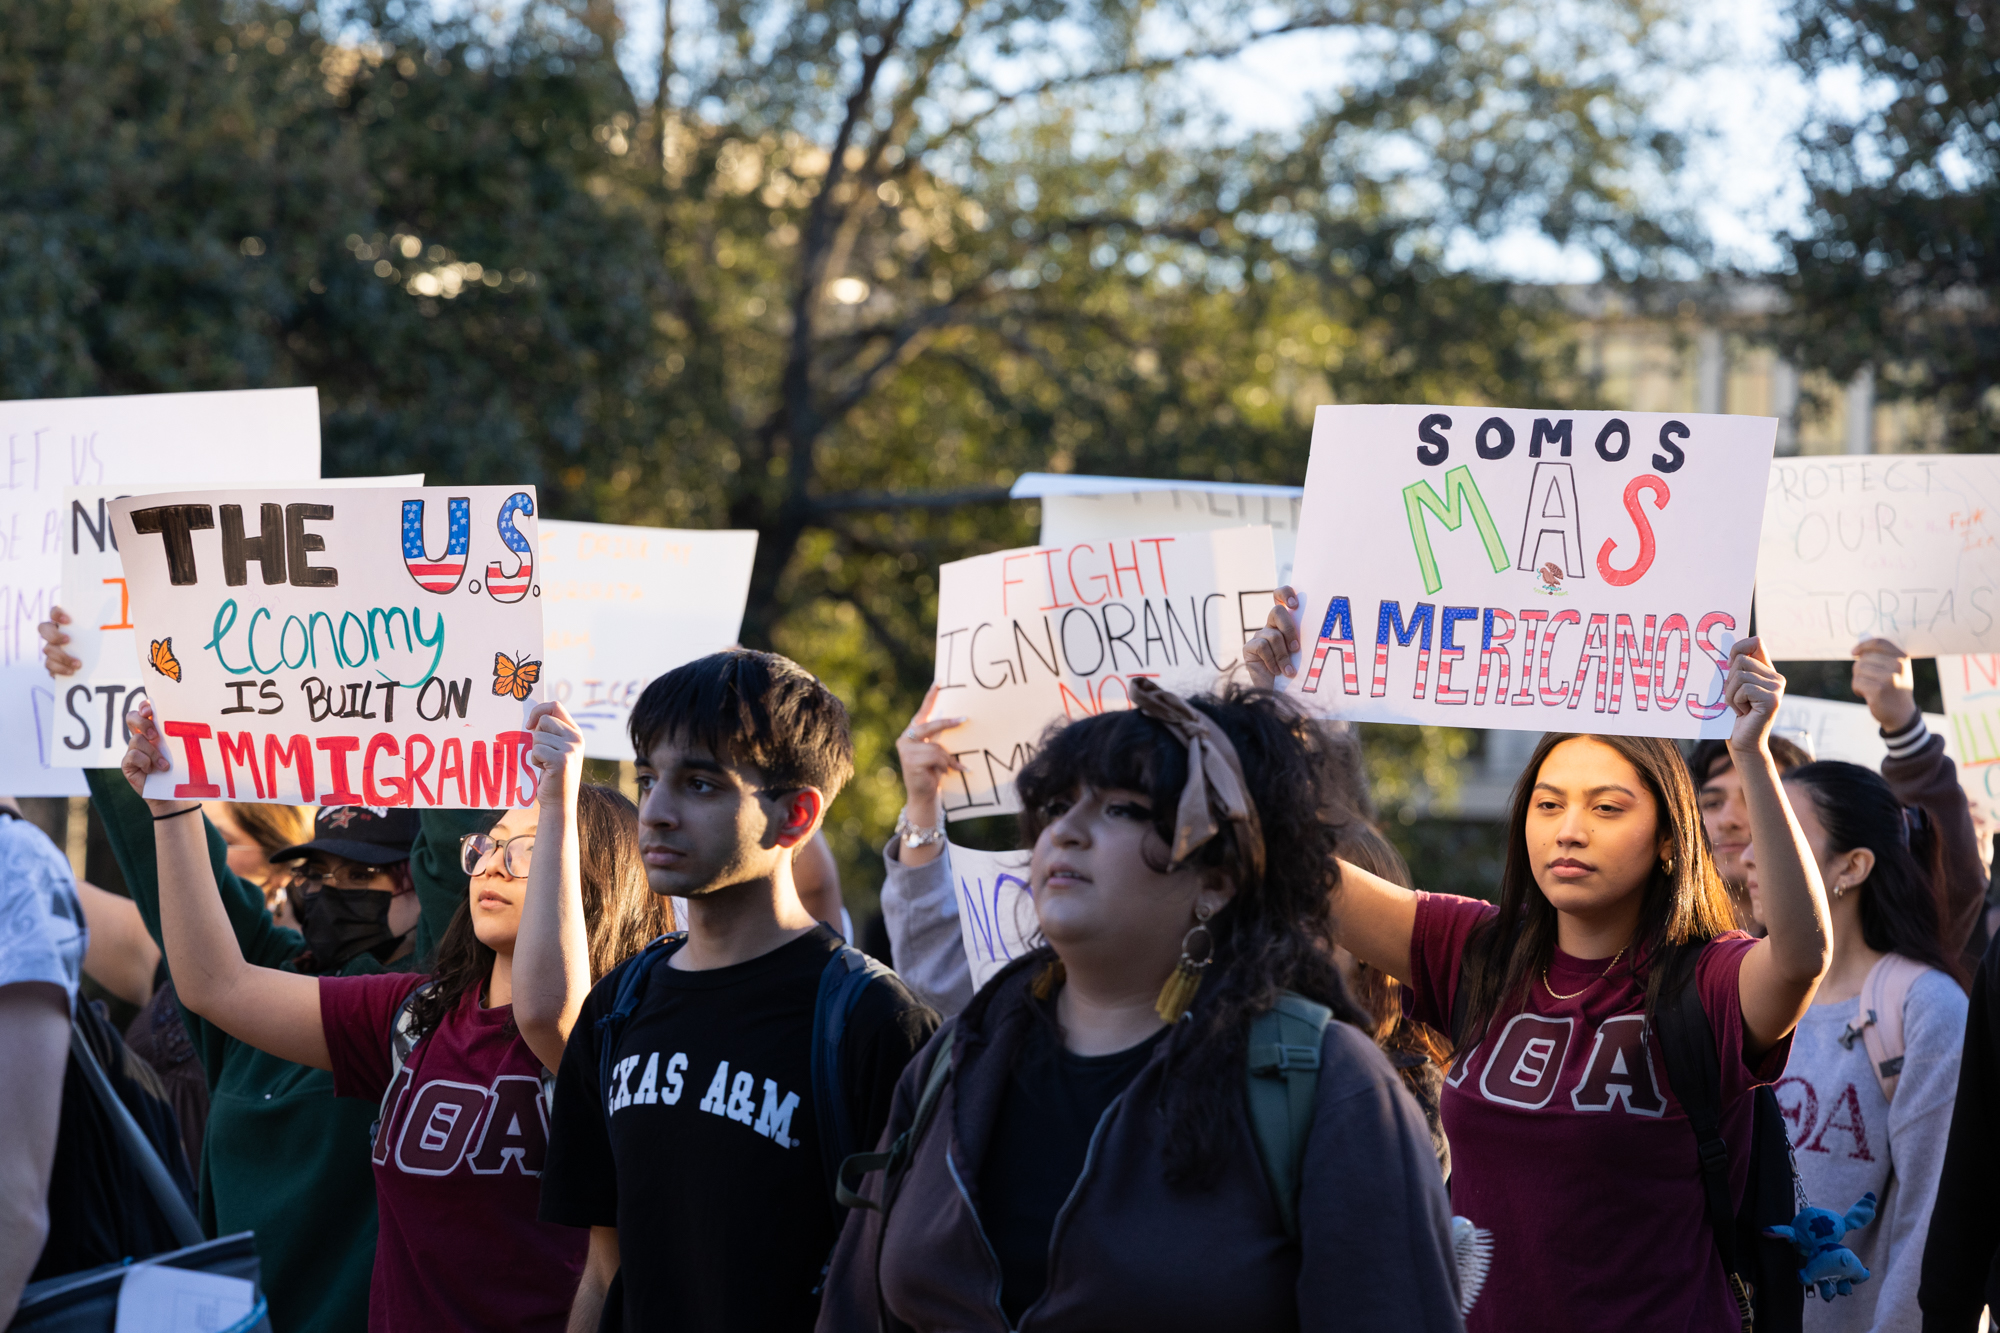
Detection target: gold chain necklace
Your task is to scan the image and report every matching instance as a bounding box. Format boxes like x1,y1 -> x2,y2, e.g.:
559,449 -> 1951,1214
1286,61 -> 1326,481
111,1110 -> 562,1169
1542,946 -> 1627,1001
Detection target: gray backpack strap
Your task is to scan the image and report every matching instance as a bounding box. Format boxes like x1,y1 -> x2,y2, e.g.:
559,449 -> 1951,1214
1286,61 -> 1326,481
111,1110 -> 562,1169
1246,992 -> 1332,1241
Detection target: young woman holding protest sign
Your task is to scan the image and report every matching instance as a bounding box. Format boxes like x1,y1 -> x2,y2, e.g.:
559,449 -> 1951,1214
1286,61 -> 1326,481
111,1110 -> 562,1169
1741,761 -> 1966,1333
1246,587 -> 1832,1331
119,695 -> 670,1333
820,680 -> 1462,1332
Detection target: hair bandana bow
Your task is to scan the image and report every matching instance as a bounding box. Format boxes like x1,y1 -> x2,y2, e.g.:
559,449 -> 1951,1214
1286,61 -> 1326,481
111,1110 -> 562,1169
1126,678 -> 1265,881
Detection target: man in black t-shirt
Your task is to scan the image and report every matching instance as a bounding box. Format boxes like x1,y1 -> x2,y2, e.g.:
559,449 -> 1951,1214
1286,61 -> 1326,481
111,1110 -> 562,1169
540,651 -> 937,1333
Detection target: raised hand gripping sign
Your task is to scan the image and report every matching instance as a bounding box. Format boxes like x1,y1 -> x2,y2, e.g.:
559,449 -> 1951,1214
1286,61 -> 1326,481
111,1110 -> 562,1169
933,525 -> 1276,817
110,485 -> 544,808
1281,405 -> 1776,737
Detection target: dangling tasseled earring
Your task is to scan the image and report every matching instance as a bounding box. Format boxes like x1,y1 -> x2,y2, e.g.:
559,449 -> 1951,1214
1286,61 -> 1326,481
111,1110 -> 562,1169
1155,904 -> 1216,1023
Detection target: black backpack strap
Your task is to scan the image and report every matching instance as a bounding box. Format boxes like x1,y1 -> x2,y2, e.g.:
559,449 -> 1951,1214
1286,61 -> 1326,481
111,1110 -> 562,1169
592,932 -> 684,1100
812,943 -> 899,1208
835,1025 -> 957,1213
832,1027 -> 957,1333
1652,942 -> 1755,1333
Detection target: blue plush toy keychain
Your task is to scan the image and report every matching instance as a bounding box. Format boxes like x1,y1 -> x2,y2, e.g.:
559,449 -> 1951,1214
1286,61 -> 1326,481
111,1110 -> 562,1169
1764,1193 -> 1879,1301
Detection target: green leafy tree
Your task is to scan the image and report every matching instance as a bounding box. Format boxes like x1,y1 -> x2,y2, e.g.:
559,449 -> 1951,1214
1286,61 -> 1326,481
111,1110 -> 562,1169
0,0 -> 666,488
0,0 -> 1697,895
1776,0 -> 1999,446
579,0 -> 1697,875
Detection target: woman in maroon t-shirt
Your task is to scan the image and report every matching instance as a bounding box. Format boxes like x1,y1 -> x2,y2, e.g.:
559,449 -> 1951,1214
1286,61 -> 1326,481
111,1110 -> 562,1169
1248,595 -> 1833,1332
123,700 -> 671,1332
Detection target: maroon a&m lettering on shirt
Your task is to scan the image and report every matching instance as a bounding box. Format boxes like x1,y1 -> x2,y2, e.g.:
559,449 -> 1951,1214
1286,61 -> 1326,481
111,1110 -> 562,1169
1406,892 -> 1788,1333
320,972 -> 584,1333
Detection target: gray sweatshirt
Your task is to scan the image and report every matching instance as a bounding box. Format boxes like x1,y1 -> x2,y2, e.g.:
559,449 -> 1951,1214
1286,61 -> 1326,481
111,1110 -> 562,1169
1782,966 -> 1966,1333
877,838 -> 976,1017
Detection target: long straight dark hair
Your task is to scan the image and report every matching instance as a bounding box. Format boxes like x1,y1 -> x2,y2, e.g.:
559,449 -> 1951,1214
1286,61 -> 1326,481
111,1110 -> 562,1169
1458,732 -> 1739,1047
1783,761 -> 1965,987
408,785 -> 674,1041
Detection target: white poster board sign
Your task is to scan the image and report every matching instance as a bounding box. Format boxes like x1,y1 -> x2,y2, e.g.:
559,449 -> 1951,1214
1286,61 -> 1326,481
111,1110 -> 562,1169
1756,456 -> 2000,660
0,388 -> 320,793
950,843 -> 1036,990
538,520 -> 758,759
1017,473 -> 1305,583
1771,693 -> 1946,767
111,485 -> 543,808
933,526 -> 1276,817
49,476 -> 421,767
1281,404 -> 1776,738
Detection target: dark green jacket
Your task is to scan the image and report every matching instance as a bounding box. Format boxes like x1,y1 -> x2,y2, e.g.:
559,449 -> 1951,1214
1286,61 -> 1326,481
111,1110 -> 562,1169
89,769 -> 497,1333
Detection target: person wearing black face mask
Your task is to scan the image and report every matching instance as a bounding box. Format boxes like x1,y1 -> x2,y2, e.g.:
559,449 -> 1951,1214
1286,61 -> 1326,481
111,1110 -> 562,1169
72,699 -> 498,1333
272,810 -> 427,972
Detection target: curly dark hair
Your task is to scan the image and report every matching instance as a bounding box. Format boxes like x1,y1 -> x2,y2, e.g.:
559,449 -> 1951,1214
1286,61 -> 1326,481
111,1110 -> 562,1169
408,785 -> 672,1042
1013,683 -> 1368,1190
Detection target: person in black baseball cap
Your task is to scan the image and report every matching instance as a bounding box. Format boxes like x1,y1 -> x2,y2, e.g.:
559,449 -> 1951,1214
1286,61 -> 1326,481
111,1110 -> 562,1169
269,806 -> 427,971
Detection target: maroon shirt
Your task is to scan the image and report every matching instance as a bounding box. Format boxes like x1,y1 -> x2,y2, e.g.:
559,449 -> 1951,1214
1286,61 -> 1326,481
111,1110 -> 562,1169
1407,893 -> 1787,1333
320,973 -> 585,1333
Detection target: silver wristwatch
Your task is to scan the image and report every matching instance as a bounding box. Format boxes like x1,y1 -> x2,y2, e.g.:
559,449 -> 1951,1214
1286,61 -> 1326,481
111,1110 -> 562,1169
895,808 -> 946,850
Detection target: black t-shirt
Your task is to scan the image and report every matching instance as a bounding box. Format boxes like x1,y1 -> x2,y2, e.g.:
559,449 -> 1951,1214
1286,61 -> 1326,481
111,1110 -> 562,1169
976,1012 -> 1168,1323
540,925 -> 936,1332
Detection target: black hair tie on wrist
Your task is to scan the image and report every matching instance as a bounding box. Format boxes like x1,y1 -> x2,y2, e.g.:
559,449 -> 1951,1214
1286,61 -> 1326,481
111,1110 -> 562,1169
152,805 -> 202,823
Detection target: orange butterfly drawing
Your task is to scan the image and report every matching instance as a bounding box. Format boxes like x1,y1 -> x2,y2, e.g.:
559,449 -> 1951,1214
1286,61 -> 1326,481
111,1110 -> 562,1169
492,652 -> 542,701
148,638 -> 182,683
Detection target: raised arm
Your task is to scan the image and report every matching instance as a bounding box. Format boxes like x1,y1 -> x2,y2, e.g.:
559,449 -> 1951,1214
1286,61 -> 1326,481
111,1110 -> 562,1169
125,700 -> 329,1071
1855,638 -> 1989,959
894,684 -> 965,872
1330,858 -> 1420,985
1727,639 -> 1832,1058
510,702 -> 593,1074
77,879 -> 162,1008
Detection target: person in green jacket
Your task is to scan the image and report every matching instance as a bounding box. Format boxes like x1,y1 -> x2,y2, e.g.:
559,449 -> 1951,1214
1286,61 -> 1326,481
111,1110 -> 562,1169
84,769 -> 496,1333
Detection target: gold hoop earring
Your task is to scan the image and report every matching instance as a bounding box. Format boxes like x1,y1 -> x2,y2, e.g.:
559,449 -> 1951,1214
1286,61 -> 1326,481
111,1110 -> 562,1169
1660,855 -> 1676,878
1155,904 -> 1216,1023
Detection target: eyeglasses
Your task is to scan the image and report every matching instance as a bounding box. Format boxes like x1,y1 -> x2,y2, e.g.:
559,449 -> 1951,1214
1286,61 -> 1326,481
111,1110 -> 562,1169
285,861 -> 392,892
461,832 -> 536,879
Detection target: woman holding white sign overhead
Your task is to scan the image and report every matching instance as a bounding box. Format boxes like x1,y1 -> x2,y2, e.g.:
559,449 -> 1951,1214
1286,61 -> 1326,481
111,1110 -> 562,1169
116,695 -> 670,1333
1246,588 -> 1832,1333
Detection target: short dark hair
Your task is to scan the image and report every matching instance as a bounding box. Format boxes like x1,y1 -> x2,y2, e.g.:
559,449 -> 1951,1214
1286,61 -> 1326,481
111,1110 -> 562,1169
1688,733 -> 1809,788
628,650 -> 854,800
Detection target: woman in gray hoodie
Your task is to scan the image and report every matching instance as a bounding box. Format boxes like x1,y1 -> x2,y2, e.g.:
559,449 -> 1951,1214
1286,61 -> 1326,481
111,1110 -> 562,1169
819,682 -> 1462,1333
